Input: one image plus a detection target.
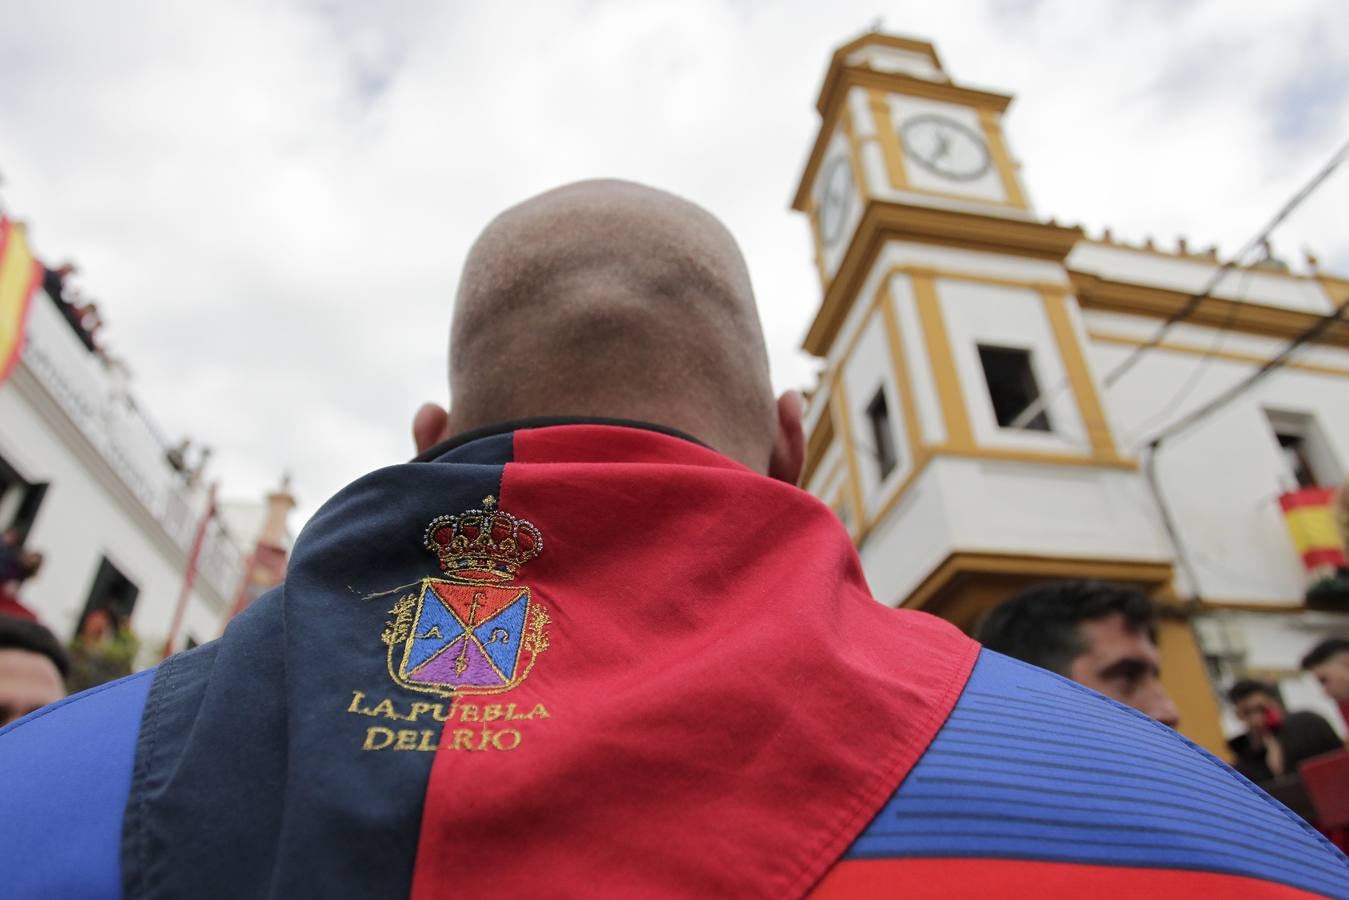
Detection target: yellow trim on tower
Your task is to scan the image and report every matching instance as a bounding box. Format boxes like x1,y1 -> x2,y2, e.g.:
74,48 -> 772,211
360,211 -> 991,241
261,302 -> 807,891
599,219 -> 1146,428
1088,330 -> 1349,379
841,103 -> 871,205
878,283 -> 924,465
803,194 -> 830,294
901,551 -> 1174,616
867,89 -> 910,191
897,264 -> 1066,293
927,445 -> 1135,470
978,108 -> 1028,211
1070,271 -> 1349,349
1155,617 -> 1231,760
910,273 -> 974,449
1040,288 -> 1121,461
800,400 -> 836,490
831,376 -> 866,540
803,204 -> 1083,356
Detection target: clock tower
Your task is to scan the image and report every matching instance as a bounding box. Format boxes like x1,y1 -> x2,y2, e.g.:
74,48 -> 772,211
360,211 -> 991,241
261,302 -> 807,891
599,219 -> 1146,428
793,32 -> 1343,758
792,33 -> 1174,637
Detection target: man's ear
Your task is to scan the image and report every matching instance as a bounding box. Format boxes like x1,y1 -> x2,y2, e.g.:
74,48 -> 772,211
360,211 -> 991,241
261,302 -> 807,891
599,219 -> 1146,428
412,402 -> 452,455
767,391 -> 805,485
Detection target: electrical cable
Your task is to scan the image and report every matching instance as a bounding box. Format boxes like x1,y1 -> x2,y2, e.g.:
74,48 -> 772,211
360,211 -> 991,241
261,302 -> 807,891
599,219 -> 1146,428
1145,292 -> 1349,450
1007,134 -> 1349,431
1137,291 -> 1349,605
1122,267 -> 1252,446
1102,134 -> 1348,389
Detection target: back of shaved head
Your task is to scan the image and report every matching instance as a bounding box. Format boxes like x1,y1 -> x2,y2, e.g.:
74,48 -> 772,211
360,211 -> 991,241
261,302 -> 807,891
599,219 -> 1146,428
448,179 -> 778,471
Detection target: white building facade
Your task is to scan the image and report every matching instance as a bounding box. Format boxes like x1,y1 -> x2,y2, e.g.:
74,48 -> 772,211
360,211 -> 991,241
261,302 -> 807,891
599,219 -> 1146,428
0,277 -> 246,658
793,34 -> 1349,756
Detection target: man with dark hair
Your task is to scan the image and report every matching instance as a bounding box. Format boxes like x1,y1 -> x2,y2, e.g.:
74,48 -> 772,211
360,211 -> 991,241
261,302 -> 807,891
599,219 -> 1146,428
976,580 -> 1181,726
1227,679 -> 1342,785
0,616 -> 67,727
1,181 -> 1346,897
1302,638 -> 1349,703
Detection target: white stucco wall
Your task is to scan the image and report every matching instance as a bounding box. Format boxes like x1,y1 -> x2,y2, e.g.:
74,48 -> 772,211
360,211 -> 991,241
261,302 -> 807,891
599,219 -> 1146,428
935,456 -> 1171,562
858,461 -> 954,607
1069,243 -> 1335,316
840,307 -> 915,517
0,294 -> 241,652
844,44 -> 942,81
1089,330 -> 1349,604
936,277 -> 1093,456
1,377 -> 229,648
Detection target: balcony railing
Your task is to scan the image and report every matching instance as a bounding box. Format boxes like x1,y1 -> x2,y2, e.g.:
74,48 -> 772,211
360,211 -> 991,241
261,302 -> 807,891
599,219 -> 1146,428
19,288 -> 244,604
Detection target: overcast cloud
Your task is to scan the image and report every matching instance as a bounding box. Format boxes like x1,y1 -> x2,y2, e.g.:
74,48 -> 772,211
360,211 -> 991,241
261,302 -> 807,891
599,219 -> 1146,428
1,0 -> 1346,529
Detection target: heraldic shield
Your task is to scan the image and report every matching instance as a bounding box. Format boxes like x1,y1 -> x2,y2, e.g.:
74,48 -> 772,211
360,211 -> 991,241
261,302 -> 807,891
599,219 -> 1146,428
382,496 -> 550,697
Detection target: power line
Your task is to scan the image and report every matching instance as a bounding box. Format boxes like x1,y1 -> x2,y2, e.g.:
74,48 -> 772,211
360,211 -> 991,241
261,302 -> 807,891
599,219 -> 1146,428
1102,135 -> 1349,388
1136,290 -> 1349,606
1145,292 -> 1349,449
1008,134 -> 1349,430
1121,266 -> 1252,446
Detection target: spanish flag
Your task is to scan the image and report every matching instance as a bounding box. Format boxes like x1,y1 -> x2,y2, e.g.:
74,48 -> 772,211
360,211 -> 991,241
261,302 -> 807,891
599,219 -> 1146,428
0,217 -> 42,385
1279,486 -> 1348,572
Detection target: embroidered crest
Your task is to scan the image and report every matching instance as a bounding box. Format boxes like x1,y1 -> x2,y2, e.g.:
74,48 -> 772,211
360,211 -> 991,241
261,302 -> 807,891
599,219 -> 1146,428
381,496 -> 550,697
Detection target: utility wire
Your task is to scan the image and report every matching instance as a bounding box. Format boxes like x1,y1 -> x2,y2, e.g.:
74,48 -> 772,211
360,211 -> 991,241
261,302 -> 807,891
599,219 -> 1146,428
1122,267 -> 1252,446
1007,135 -> 1349,430
1145,293 -> 1349,449
1137,291 -> 1349,605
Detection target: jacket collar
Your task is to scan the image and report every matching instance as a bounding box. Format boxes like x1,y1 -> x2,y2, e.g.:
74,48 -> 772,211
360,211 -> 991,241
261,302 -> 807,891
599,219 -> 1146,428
411,416 -> 709,463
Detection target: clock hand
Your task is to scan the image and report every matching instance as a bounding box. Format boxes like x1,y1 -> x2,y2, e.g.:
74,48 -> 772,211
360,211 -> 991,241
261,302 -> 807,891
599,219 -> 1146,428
932,131 -> 951,161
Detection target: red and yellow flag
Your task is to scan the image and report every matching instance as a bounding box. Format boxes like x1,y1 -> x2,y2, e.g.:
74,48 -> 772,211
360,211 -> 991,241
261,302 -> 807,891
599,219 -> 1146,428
1279,486 -> 1348,572
0,217 -> 42,384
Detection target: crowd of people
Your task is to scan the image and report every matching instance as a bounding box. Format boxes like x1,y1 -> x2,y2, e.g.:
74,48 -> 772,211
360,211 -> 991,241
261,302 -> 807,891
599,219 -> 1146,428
977,579 -> 1349,841
1,180 -> 1345,896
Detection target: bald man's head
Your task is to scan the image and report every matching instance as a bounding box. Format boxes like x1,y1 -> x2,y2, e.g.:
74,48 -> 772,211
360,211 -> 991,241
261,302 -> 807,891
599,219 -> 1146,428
438,180 -> 794,475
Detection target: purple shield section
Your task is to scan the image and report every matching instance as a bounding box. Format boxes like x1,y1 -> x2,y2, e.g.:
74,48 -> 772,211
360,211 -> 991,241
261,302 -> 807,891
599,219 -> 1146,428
408,636 -> 505,688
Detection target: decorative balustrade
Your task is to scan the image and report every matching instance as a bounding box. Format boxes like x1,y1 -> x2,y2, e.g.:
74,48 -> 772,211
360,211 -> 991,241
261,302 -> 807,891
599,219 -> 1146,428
19,289 -> 244,604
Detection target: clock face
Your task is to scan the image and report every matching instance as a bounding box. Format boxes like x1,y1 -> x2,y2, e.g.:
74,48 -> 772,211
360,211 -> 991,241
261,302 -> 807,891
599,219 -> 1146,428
899,114 -> 992,182
816,155 -> 854,247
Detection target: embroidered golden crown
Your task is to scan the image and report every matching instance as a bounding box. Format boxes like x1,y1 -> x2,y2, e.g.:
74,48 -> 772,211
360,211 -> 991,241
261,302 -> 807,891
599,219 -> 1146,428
423,496 -> 543,580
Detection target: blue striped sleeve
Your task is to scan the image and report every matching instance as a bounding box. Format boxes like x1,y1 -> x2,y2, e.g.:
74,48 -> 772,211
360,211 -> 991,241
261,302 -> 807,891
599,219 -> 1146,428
846,649 -> 1349,898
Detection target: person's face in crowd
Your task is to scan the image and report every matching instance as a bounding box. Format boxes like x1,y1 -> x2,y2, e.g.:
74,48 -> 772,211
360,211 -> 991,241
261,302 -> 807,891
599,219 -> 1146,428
0,647 -> 65,727
1068,612 -> 1181,727
1234,690 -> 1284,737
1309,652 -> 1349,703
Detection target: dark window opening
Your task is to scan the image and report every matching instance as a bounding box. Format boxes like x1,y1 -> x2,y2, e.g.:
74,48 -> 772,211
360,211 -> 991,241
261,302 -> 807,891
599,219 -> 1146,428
0,454 -> 48,544
1265,410 -> 1340,490
979,345 -> 1052,432
69,558 -> 142,692
866,387 -> 899,479
77,557 -> 140,640
1276,433 -> 1317,489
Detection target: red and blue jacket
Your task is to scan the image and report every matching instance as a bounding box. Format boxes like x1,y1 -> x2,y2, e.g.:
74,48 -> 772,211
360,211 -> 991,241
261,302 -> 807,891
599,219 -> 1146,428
2,422 -> 1346,898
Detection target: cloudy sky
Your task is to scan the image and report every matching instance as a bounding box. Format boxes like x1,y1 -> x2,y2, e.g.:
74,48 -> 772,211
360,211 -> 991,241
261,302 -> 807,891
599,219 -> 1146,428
2,0 -> 1346,529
